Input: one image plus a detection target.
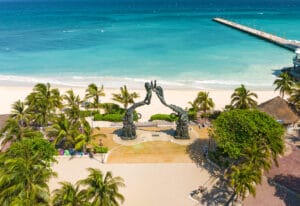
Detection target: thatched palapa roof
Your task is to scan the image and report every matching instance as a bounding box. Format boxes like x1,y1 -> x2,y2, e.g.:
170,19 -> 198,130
258,96 -> 299,125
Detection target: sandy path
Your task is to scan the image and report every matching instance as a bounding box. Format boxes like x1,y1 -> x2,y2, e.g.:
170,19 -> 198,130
49,157 -> 210,206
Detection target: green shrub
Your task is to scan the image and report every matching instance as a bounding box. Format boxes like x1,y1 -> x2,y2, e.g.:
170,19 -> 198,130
94,112 -> 139,122
93,146 -> 108,153
150,114 -> 178,122
100,103 -> 125,114
188,110 -> 197,121
208,147 -> 230,169
94,113 -> 123,122
79,110 -> 99,117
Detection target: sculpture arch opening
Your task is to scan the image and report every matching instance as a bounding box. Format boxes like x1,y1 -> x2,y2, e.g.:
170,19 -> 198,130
121,81 -> 190,140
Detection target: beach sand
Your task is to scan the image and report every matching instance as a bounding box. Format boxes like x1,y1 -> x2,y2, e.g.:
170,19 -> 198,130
49,157 -> 210,206
0,86 -> 279,122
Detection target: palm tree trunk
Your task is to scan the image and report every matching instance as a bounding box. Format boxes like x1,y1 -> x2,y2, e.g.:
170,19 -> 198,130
225,192 -> 236,206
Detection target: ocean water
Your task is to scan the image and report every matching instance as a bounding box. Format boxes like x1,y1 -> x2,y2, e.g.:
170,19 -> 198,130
0,0 -> 300,89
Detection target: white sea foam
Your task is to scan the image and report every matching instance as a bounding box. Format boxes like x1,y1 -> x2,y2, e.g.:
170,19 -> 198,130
0,74 -> 274,90
62,29 -> 77,33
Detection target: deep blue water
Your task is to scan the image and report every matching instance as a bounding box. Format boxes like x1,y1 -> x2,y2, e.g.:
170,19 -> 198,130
0,0 -> 299,89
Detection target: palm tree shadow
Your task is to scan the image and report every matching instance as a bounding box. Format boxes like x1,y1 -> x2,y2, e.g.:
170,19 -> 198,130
186,138 -> 218,175
269,174 -> 300,206
200,178 -> 233,206
187,139 -> 236,204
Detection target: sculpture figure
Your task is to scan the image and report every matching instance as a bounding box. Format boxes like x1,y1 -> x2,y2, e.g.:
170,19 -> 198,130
152,81 -> 189,139
122,82 -> 152,139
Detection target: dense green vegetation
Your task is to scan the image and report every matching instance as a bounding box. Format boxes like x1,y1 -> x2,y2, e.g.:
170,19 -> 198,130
93,146 -> 109,153
79,110 -> 99,118
210,109 -> 285,200
0,82 -> 129,205
0,137 -> 57,205
149,113 -> 178,122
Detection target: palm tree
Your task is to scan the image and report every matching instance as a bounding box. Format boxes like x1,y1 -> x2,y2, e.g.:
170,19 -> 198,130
11,100 -> 30,127
0,118 -> 43,145
288,83 -> 300,109
46,114 -> 79,149
85,84 -> 105,111
273,72 -> 294,98
63,90 -> 82,123
242,143 -> 271,172
78,168 -> 125,206
230,84 -> 258,109
75,118 -> 106,152
112,85 -> 139,109
228,164 -> 261,201
196,91 -> 215,117
26,83 -> 62,126
52,182 -> 88,206
0,152 -> 55,205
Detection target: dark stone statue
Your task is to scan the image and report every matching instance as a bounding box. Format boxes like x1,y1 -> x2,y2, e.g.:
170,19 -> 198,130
121,82 -> 152,139
152,81 -> 190,139
121,81 -> 189,140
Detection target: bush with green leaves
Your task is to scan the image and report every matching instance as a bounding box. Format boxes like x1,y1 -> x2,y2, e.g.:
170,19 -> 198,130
6,137 -> 57,161
150,114 -> 178,122
0,137 -> 57,205
79,110 -> 99,118
94,112 -> 138,122
94,113 -> 123,122
93,146 -> 108,153
210,109 -> 285,200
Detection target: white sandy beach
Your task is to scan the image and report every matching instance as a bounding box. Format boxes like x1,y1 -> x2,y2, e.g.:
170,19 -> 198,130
0,86 -> 279,122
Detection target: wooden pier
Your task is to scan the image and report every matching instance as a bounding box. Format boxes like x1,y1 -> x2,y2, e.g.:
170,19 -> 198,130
213,18 -> 300,51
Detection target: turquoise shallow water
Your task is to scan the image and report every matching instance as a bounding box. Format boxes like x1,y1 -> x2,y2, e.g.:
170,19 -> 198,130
0,0 -> 299,89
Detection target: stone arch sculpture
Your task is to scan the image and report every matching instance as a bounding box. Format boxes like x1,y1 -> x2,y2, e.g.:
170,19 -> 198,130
121,81 -> 189,139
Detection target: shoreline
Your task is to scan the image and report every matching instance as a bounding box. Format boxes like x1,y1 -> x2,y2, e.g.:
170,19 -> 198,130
0,85 -> 279,122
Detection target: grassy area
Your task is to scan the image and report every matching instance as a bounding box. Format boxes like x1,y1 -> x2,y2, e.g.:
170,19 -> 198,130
91,126 -> 210,163
107,141 -> 191,163
90,128 -> 120,150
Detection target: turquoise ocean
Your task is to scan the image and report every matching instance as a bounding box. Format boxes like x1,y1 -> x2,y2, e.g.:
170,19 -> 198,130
0,0 -> 300,89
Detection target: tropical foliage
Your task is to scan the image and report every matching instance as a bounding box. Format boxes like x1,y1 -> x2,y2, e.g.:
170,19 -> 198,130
273,72 -> 294,98
63,89 -> 82,124
85,83 -> 105,110
77,168 -> 125,206
112,85 -> 139,109
188,91 -> 215,120
0,138 -> 56,206
211,109 -> 285,199
0,82 -> 128,206
150,113 -> 178,122
0,118 -> 43,145
25,83 -> 61,126
52,182 -> 88,206
230,84 -> 258,109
